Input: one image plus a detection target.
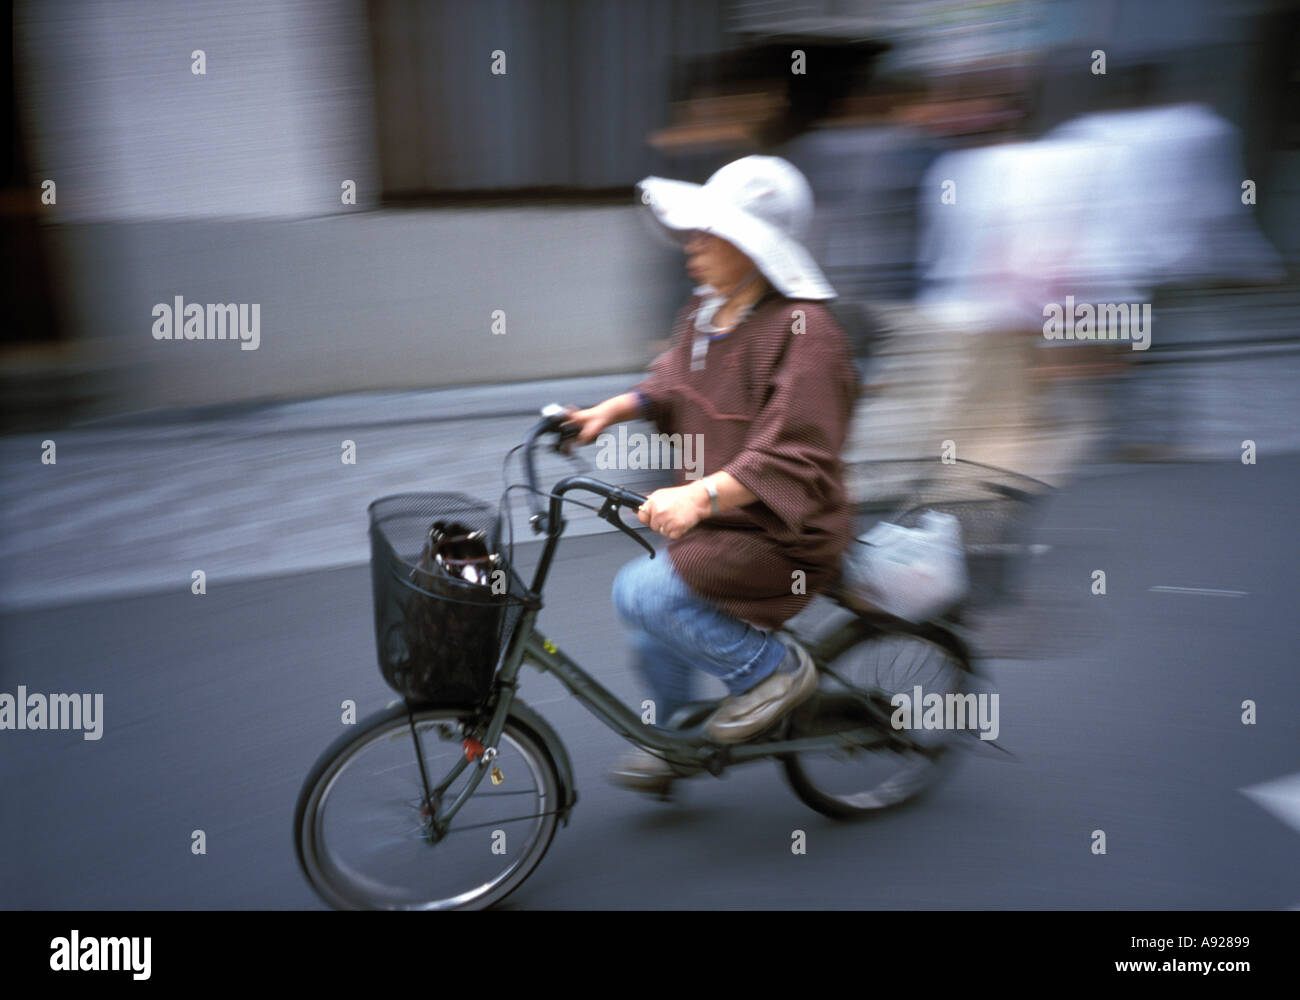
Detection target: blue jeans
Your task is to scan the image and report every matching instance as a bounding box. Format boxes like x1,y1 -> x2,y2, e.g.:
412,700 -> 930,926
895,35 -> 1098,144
611,551 -> 789,727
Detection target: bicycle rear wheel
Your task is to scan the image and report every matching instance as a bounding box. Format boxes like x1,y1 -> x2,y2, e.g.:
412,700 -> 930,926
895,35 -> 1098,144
295,704 -> 561,910
783,625 -> 974,818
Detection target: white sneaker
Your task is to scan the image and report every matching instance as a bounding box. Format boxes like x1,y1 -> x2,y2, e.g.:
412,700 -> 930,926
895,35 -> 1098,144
704,641 -> 818,744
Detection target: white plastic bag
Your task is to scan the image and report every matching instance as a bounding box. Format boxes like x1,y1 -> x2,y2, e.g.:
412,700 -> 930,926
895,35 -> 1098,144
842,511 -> 969,623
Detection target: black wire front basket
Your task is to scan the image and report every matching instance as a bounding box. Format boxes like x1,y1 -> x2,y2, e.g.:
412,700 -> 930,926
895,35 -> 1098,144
843,458 -> 1054,613
368,492 -> 531,704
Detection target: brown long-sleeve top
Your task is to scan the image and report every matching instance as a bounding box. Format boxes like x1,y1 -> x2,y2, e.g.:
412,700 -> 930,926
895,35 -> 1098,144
632,291 -> 859,629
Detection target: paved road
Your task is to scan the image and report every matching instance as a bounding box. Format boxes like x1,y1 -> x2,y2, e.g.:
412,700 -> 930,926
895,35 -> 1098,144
1,458 -> 1297,908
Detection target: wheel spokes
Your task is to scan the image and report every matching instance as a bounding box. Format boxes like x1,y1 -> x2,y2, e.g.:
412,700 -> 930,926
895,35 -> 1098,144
793,632 -> 971,812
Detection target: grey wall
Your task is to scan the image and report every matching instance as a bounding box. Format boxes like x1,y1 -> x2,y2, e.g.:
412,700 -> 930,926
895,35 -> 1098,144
41,207 -> 684,414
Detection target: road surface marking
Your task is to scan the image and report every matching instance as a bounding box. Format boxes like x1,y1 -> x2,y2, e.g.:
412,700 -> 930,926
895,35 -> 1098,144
1241,770 -> 1300,909
1148,586 -> 1247,597
1241,771 -> 1300,835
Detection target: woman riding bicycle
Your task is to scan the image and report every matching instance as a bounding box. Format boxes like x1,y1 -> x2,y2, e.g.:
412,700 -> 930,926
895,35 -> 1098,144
564,155 -> 860,791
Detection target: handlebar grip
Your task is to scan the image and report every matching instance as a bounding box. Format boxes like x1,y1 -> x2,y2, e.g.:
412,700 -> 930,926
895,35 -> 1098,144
555,421 -> 580,449
610,486 -> 648,509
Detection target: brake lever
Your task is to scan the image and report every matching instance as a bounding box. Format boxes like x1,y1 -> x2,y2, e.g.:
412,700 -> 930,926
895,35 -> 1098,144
597,495 -> 655,558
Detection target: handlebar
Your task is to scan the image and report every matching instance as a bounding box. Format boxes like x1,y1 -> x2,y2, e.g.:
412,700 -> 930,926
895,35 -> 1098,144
521,404 -> 653,556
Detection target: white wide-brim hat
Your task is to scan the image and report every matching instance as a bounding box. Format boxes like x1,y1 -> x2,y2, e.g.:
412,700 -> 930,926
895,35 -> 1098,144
636,155 -> 836,301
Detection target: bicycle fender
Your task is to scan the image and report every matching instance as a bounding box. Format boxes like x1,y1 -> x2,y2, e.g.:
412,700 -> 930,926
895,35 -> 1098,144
504,698 -> 579,827
301,700 -> 578,828
825,615 -> 979,677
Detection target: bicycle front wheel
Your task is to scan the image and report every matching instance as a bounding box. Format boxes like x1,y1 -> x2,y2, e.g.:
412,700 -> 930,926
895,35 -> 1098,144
295,705 -> 562,910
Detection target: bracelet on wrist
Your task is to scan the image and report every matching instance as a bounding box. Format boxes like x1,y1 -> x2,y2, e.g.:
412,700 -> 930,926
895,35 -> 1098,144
702,477 -> 720,516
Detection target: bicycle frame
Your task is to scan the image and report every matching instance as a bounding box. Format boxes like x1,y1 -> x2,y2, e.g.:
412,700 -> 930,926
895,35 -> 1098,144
415,524 -> 961,835
417,618 -> 899,835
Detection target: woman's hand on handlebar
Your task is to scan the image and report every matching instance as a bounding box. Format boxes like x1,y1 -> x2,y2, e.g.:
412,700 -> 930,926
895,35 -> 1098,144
636,483 -> 711,541
560,404 -> 609,448
560,393 -> 643,451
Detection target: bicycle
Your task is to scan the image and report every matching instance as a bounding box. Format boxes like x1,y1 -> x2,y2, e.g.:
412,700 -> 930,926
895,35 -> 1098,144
293,405 -> 1051,910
